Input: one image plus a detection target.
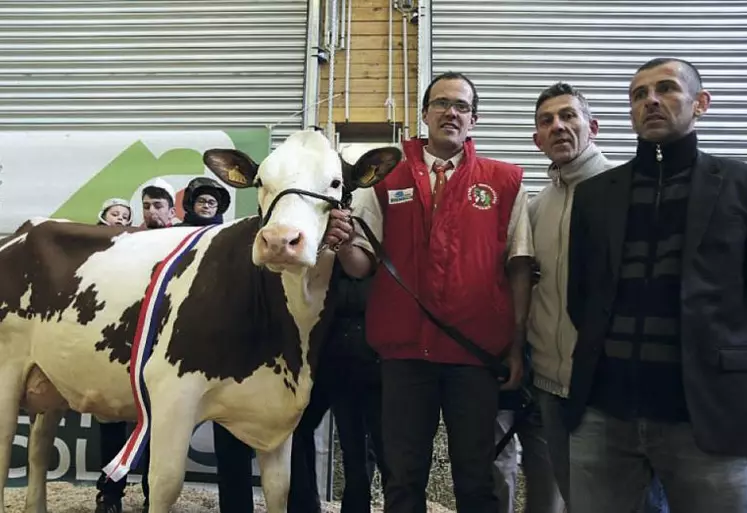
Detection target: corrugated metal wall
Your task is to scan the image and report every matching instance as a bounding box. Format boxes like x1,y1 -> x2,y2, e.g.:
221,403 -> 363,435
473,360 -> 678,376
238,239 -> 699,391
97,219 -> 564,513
428,0 -> 747,193
0,1 -> 310,148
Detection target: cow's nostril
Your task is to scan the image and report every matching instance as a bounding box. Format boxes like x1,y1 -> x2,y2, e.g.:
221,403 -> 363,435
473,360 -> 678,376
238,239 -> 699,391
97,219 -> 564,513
289,234 -> 302,246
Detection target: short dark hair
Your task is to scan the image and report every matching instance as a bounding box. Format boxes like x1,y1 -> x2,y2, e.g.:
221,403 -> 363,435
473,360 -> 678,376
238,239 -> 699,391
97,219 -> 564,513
142,186 -> 174,207
534,82 -> 592,124
422,72 -> 479,116
635,58 -> 703,95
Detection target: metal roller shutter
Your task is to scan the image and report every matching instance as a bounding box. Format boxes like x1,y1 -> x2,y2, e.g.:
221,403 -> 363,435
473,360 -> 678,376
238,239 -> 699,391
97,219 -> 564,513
0,1 -> 310,148
425,0 -> 747,193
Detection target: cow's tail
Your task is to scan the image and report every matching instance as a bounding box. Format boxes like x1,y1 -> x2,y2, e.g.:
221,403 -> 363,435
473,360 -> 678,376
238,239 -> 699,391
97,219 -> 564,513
0,361 -> 26,501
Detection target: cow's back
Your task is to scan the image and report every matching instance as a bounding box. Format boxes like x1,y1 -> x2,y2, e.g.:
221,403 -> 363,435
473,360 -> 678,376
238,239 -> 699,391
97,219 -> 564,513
3,220 -> 139,324
0,219 -> 201,416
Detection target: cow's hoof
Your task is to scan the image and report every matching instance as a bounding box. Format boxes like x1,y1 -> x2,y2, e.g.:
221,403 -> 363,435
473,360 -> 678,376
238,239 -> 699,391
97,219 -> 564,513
94,495 -> 122,513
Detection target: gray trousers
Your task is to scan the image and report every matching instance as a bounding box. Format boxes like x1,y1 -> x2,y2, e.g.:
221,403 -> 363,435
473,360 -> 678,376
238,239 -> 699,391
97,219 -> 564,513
571,407 -> 747,513
493,405 -> 564,513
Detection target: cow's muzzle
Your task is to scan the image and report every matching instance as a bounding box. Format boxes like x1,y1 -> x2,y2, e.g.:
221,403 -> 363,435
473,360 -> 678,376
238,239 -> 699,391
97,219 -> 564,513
256,187 -> 352,262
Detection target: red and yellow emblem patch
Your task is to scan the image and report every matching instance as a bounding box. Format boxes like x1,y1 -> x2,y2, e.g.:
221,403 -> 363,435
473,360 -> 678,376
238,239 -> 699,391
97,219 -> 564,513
467,183 -> 498,210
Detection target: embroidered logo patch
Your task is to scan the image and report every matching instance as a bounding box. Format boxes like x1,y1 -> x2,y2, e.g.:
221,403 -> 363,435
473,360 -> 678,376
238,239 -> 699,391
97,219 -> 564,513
467,183 -> 498,210
388,187 -> 414,205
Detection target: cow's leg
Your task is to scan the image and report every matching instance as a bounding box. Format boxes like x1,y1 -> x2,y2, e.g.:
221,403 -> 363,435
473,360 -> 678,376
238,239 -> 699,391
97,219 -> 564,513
0,366 -> 24,513
144,385 -> 201,513
257,435 -> 293,513
24,408 -> 65,513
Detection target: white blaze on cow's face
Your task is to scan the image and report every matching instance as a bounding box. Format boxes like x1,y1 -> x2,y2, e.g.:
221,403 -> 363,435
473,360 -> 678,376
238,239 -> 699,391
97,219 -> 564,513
253,131 -> 344,271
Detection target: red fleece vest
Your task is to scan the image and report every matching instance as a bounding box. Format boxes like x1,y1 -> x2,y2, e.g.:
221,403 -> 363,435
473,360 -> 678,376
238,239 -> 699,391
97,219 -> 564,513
365,138 -> 523,366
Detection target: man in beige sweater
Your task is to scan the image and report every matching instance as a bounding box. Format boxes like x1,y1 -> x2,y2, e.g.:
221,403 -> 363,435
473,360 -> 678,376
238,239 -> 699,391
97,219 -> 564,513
528,82 -> 668,513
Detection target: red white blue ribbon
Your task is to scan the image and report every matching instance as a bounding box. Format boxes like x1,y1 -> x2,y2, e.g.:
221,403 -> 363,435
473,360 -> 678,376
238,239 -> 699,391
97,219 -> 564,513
103,224 -> 217,482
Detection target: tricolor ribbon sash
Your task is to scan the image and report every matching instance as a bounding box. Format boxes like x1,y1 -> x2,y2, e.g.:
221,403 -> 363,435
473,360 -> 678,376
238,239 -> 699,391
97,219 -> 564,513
103,224 -> 217,482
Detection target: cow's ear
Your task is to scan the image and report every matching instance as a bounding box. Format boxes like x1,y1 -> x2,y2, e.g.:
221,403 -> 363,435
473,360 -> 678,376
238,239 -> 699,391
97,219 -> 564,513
203,149 -> 260,189
343,147 -> 402,190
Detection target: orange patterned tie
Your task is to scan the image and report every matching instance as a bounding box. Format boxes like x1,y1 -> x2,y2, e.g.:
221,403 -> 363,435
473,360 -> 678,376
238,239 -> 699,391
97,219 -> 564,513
432,161 -> 453,211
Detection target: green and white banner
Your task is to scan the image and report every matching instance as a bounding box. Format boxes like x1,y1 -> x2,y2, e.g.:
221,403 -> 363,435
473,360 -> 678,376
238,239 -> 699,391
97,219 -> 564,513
0,129 -> 271,234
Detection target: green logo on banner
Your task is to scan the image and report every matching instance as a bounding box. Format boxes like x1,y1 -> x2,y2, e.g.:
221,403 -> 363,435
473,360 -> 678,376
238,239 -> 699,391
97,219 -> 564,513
52,128 -> 271,222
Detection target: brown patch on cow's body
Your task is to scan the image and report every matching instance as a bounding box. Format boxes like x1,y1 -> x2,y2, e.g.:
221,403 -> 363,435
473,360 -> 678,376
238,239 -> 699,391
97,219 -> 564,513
171,249 -> 196,279
2,219 -> 36,242
97,300 -> 142,366
92,244 -> 191,367
165,218 -> 338,384
283,377 -> 296,393
73,284 -> 106,324
0,221 -> 119,326
0,225 -> 33,322
22,365 -> 69,414
95,293 -> 173,372
306,265 -> 341,379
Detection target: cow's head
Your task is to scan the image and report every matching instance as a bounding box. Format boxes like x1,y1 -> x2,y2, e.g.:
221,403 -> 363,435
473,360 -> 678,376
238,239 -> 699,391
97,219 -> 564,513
203,130 -> 401,271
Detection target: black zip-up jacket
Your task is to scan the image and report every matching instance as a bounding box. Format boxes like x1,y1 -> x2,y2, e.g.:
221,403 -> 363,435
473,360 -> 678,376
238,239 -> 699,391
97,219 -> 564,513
566,131 -> 747,456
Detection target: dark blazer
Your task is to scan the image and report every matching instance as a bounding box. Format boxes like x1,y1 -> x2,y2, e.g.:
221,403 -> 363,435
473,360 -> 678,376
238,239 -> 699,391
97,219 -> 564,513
565,149 -> 747,457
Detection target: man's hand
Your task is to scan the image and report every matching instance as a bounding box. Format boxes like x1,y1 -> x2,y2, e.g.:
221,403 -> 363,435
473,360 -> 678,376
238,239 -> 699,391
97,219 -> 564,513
500,343 -> 524,391
325,208 -> 374,278
324,208 -> 354,249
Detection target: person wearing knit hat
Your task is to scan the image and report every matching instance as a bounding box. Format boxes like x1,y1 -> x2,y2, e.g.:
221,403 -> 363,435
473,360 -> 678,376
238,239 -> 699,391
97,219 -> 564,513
181,176 -> 253,513
181,176 -> 231,227
97,198 -> 132,227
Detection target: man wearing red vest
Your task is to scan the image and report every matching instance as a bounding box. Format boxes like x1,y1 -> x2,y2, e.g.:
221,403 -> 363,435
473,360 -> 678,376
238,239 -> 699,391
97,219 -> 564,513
326,72 -> 533,513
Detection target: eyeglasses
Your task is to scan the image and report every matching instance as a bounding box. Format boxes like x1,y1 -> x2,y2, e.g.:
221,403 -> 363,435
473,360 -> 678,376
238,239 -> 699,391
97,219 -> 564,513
427,98 -> 473,114
195,198 -> 218,207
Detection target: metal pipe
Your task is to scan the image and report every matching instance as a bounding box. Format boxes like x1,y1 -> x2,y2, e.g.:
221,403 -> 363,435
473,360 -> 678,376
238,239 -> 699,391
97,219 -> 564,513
395,1 -> 415,139
302,0 -> 322,129
416,0 -> 431,138
385,0 -> 394,122
392,101 -> 397,143
326,0 -> 339,141
344,0 -> 352,121
339,0 -> 346,49
322,0 -> 331,49
401,10 -> 410,140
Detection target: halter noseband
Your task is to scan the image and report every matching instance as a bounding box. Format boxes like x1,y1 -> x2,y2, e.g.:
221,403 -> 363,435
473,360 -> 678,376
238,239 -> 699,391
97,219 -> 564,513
257,187 -> 352,228
257,187 -> 354,255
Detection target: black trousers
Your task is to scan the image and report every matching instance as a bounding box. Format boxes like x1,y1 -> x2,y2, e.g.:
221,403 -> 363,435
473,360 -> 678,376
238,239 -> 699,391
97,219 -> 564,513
381,359 -> 500,513
288,355 -> 387,513
97,421 -> 254,512
96,421 -> 150,501
213,422 -> 256,513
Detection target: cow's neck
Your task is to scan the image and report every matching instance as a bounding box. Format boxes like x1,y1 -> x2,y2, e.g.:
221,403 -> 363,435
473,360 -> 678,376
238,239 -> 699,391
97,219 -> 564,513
279,250 -> 336,391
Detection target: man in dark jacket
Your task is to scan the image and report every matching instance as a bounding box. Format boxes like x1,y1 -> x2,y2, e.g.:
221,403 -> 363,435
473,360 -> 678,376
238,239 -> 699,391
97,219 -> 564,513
181,176 -> 257,513
288,262 -> 388,513
566,57 -> 747,512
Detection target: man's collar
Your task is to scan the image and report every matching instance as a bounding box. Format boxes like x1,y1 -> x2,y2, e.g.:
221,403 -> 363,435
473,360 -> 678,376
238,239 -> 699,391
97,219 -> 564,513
547,143 -> 609,187
423,146 -> 465,171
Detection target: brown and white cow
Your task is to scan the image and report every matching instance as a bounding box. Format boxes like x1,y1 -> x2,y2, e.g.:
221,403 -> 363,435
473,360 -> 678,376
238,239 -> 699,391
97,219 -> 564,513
0,129 -> 401,513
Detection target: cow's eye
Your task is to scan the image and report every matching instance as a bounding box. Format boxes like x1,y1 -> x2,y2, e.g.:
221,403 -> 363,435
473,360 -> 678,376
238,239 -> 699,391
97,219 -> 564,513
331,179 -> 341,189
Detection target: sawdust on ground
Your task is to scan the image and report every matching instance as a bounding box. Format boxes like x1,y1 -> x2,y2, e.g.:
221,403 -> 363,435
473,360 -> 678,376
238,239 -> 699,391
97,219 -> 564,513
3,482 -> 456,513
